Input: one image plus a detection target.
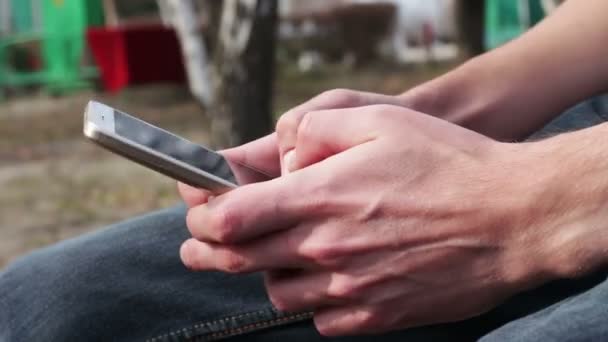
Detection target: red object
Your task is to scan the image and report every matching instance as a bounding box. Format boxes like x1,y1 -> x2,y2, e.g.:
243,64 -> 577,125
422,22 -> 435,47
86,24 -> 186,92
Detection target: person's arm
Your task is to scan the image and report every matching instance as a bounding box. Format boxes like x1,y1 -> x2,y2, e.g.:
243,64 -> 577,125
178,0 -> 608,207
404,0 -> 608,140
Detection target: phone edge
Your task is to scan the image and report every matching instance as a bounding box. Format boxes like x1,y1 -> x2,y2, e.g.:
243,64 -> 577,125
84,120 -> 237,194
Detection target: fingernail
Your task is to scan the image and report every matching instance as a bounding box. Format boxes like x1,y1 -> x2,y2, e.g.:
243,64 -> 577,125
283,149 -> 296,173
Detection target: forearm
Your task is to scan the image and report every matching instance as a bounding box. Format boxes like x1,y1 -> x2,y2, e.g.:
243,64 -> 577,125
403,0 -> 608,141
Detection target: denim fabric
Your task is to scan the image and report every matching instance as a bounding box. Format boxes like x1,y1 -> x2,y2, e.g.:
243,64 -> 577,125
0,207 -> 312,341
529,95 -> 608,140
0,206 -> 474,342
2,96 -> 608,341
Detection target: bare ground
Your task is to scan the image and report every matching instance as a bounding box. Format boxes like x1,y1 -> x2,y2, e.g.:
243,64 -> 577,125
0,63 -> 455,267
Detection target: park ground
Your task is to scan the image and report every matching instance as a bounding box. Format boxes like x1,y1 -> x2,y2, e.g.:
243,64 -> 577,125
0,62 -> 456,267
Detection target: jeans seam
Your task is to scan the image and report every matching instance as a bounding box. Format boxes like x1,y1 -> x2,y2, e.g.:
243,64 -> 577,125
146,309 -> 270,342
146,309 -> 313,342
204,311 -> 314,341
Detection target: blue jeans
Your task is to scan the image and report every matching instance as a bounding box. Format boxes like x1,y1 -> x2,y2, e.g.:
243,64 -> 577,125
3,97 -> 608,341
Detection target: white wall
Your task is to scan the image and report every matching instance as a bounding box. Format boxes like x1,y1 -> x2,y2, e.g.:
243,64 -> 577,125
279,0 -> 456,40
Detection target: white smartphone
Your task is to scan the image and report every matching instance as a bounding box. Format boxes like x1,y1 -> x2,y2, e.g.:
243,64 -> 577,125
83,101 -> 271,194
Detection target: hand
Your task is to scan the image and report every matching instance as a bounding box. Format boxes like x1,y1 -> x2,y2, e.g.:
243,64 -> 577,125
178,89 -> 410,205
273,89 -> 410,173
181,105 -> 563,335
178,133 -> 280,207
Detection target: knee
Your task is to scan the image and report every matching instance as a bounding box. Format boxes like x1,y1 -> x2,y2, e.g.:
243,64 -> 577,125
0,205 -> 189,341
1,240 -> 124,341
0,246 -> 76,341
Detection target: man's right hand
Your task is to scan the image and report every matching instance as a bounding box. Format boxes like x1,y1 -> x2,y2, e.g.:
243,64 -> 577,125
178,89 -> 414,204
184,0 -> 608,206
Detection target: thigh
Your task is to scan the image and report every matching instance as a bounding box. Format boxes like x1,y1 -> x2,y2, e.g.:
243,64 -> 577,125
480,270 -> 608,341
529,95 -> 608,140
0,206 -> 303,341
0,205 -> 486,342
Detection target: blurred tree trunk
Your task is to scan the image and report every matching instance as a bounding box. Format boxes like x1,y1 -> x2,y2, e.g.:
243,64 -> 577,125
210,0 -> 278,149
200,0 -> 223,52
164,0 -> 214,106
456,0 -> 485,56
102,0 -> 119,27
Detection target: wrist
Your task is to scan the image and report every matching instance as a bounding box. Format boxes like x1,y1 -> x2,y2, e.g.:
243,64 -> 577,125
400,51 -> 572,142
399,57 -> 509,138
521,125 -> 608,281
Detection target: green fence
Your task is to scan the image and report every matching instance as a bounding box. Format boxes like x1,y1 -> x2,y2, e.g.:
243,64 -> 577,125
485,0 -> 546,50
0,0 -> 104,97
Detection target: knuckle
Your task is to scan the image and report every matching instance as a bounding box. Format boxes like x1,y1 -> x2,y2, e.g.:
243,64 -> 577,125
179,241 -> 201,270
276,88 -> 360,143
273,185 -> 291,215
299,172 -> 336,213
355,310 -> 381,332
310,196 -> 332,216
298,242 -> 337,264
327,278 -> 359,300
314,308 -> 380,336
209,208 -> 241,243
312,171 -> 337,199
370,104 -> 398,116
314,245 -> 338,263
318,88 -> 358,107
314,317 -> 345,337
296,111 -> 316,142
185,209 -> 201,238
219,251 -> 249,274
315,323 -> 338,337
267,289 -> 292,312
275,111 -> 298,138
371,104 -> 407,123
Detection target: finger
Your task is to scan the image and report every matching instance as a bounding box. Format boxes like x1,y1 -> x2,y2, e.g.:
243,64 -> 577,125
314,305 -> 378,337
275,90 -> 405,172
179,232 -> 308,273
220,133 -> 281,179
265,271 -> 345,313
186,171 -> 318,244
290,106 -> 393,171
178,182 -> 213,208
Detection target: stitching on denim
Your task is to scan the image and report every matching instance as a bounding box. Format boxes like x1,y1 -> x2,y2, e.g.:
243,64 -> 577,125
205,311 -> 313,341
146,310 -> 313,342
146,308 -> 276,342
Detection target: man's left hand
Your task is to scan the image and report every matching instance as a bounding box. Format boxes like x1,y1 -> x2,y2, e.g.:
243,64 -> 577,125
180,105 -> 573,336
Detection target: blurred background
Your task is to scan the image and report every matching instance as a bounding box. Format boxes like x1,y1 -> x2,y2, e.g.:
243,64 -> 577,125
0,0 -> 560,267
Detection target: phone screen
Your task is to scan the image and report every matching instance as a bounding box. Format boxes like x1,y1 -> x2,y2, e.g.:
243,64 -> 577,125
113,110 -> 269,185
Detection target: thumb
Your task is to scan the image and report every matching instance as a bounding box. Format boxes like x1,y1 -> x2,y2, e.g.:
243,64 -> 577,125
220,133 -> 281,180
